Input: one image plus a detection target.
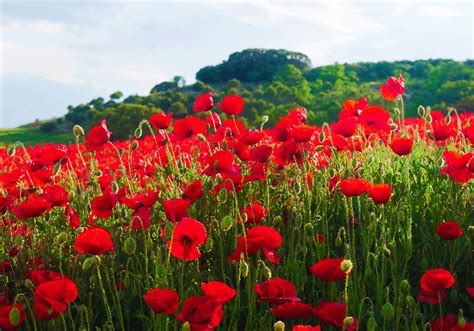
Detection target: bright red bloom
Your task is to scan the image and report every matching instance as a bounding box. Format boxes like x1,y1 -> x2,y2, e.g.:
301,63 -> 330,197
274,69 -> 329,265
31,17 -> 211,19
389,136 -> 414,156
313,302 -> 357,330
193,92 -> 214,113
75,227 -> 115,255
467,287 -> 474,296
367,183 -> 392,204
440,151 -> 473,183
144,288 -> 179,314
339,98 -> 368,120
173,116 -> 207,141
420,269 -> 455,291
182,180 -> 204,202
90,189 -> 117,219
239,201 -> 268,225
163,198 -> 191,223
65,204 -> 80,229
41,185 -> 69,207
251,145 -> 273,163
332,117 -> 357,137
12,196 -> 50,220
218,95 -> 244,116
123,189 -> 160,210
201,281 -> 236,304
240,130 -> 265,146
293,326 -> 321,331
33,279 -> 78,320
131,207 -> 151,229
168,217 -> 206,261
380,74 -> 404,101
416,289 -> 447,304
436,221 -> 462,240
254,277 -> 298,305
430,314 -> 457,331
228,226 -> 282,264
0,304 -> 26,330
270,301 -> 314,319
291,125 -> 316,143
85,119 -> 111,151
150,112 -> 172,130
176,296 -> 223,330
339,178 -> 369,197
29,268 -> 67,285
309,258 -> 347,282
206,112 -> 221,129
359,106 -> 391,133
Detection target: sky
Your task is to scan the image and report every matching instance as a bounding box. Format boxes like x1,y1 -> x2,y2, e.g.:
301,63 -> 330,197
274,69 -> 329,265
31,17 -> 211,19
0,1 -> 473,128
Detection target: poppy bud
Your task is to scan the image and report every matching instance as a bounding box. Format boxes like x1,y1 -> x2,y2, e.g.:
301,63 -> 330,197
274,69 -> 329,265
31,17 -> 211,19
7,146 -> 16,157
24,279 -> 34,290
220,215 -> 233,232
239,212 -> 248,223
82,257 -> 96,271
204,238 -> 214,252
273,321 -> 285,331
390,123 -> 398,131
318,131 -> 325,143
134,126 -> 143,139
55,232 -> 68,244
124,237 -> 136,255
340,259 -> 353,274
445,115 -> 451,125
382,303 -> 394,320
315,145 -> 325,152
335,236 -> 343,248
111,181 -> 119,194
197,134 -> 206,142
458,309 -> 465,328
467,226 -> 474,237
400,279 -> 410,292
260,261 -> 272,280
131,140 -> 139,151
406,295 -> 415,308
367,315 -> 377,331
343,317 -> 354,327
53,162 -> 62,176
273,215 -> 283,224
260,115 -> 269,129
239,258 -> 249,278
394,108 -> 401,116
304,223 -> 314,236
426,129 -> 433,136
181,322 -> 191,331
9,306 -> 20,327
417,105 -> 425,117
73,124 -> 85,137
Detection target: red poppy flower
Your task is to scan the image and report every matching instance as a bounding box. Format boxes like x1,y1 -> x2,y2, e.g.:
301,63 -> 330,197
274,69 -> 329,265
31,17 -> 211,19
85,119 -> 112,151
380,74 -> 404,101
163,198 -> 191,223
206,112 -> 221,129
75,227 -> 115,255
359,106 -> 391,133
367,183 -> 392,204
251,145 -> 272,163
228,226 -> 282,264
339,98 -> 368,120
288,106 -> 307,124
205,150 -> 235,173
33,279 -> 78,320
432,121 -> 455,141
309,258 -> 347,282
270,301 -> 314,320
293,326 -> 321,331
440,151 -> 473,184
389,136 -> 414,156
416,289 -> 447,304
65,204 -> 80,229
291,125 -> 316,143
144,288 -> 179,314
240,130 -> 265,146
332,117 -> 357,137
123,189 -> 160,210
201,281 -> 236,304
313,302 -> 357,330
12,196 -> 50,220
218,95 -> 244,116
41,185 -> 69,207
173,116 -> 207,141
430,314 -> 457,331
254,277 -> 298,305
192,92 -> 214,113
176,295 -> 223,330
467,287 -> 474,296
131,207 -> 151,230
420,269 -> 455,291
182,180 -> 204,202
29,268 -> 66,286
167,217 -> 206,261
0,304 -> 26,330
239,201 -> 268,225
339,178 -> 369,197
150,112 -> 172,130
435,221 -> 462,240
90,189 -> 117,219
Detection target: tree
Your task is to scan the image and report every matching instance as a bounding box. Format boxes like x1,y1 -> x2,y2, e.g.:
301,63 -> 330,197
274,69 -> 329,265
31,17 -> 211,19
110,91 -> 123,100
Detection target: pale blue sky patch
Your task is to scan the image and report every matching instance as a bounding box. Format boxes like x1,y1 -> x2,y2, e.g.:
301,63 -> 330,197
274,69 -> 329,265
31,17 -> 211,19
0,1 -> 472,127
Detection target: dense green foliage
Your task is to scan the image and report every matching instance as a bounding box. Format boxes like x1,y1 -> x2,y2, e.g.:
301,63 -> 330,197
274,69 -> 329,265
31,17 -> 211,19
58,49 -> 473,140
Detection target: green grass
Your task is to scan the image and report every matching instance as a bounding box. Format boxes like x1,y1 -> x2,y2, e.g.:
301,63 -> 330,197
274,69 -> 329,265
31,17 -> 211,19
0,127 -> 72,147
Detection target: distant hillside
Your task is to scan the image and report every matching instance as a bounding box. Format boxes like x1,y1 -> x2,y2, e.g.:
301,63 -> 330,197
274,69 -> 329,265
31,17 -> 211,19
35,49 -> 474,140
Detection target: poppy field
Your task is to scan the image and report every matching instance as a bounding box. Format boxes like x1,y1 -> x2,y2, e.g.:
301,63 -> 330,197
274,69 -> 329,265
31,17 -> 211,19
0,75 -> 473,331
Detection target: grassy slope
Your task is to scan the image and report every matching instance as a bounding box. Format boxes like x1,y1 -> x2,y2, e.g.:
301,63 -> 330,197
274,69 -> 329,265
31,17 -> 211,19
0,127 -> 72,147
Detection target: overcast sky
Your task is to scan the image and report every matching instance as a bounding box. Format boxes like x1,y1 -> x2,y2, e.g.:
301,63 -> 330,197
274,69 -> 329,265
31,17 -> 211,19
0,0 -> 473,127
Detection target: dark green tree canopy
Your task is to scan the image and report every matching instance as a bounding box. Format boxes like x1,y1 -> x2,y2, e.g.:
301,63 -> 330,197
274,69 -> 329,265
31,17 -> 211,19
196,49 -> 312,83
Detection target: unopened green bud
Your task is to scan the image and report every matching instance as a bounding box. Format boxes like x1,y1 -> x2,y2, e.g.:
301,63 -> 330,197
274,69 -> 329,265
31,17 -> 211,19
239,257 -> 249,278
9,307 -> 20,326
315,145 -> 325,152
458,309 -> 465,328
220,216 -> 233,232
340,259 -> 353,274
273,320 -> 285,331
367,315 -> 377,331
55,232 -> 68,244
181,322 -> 191,331
204,238 -> 214,252
111,181 -> 119,194
445,115 -> 451,126
343,316 -> 354,327
382,302 -> 395,320
318,131 -> 325,143
124,237 -> 137,255
394,108 -> 401,116
196,134 -> 206,142
261,261 -> 272,280
273,215 -> 283,224
82,257 -> 96,271
131,140 -> 139,151
24,279 -> 34,290
390,123 -> 398,131
383,245 -> 391,258
406,295 -> 415,308
73,124 -> 85,137
261,115 -> 269,126
417,105 -> 425,117
304,223 -> 314,236
53,162 -> 62,176
467,226 -> 474,237
134,126 -> 143,138
7,146 -> 16,157
400,279 -> 410,292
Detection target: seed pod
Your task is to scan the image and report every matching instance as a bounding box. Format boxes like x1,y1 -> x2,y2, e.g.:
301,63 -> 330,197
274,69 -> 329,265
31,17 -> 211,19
458,309 -> 465,328
124,237 -> 137,255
